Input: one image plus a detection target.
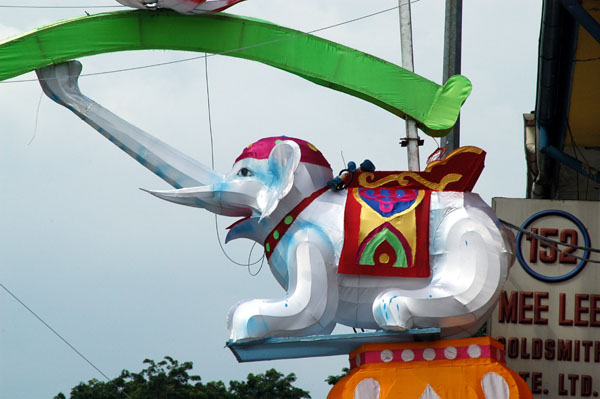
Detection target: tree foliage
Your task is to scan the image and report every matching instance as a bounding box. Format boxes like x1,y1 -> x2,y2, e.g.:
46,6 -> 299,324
229,368 -> 310,399
325,367 -> 350,386
54,356 -> 310,399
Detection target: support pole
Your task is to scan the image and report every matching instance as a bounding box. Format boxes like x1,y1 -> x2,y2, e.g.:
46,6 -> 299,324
440,0 -> 463,153
398,0 -> 420,171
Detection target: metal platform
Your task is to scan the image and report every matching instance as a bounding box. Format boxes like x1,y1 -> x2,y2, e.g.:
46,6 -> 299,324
226,328 -> 441,362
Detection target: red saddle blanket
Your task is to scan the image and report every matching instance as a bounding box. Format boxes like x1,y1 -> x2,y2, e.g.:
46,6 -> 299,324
338,187 -> 431,277
337,146 -> 485,278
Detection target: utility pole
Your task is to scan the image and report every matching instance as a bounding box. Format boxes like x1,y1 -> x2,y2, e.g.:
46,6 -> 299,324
440,0 -> 463,153
398,0 -> 421,171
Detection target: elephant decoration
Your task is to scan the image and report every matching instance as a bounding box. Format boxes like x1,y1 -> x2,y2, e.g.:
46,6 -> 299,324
36,61 -> 515,342
116,0 -> 245,14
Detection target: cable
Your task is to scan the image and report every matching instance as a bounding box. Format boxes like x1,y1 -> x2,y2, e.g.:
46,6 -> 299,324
566,118 -> 593,167
247,242 -> 265,276
567,119 -> 581,200
205,53 -> 214,171
212,215 -> 265,267
27,90 -> 43,145
501,218 -> 600,253
3,1 -> 421,84
575,56 -> 600,63
4,55 -> 211,84
565,117 -> 596,200
0,281 -> 111,381
500,219 -> 600,264
203,47 -> 264,269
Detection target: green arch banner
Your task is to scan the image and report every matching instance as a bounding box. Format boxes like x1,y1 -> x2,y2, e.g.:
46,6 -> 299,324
0,10 -> 471,136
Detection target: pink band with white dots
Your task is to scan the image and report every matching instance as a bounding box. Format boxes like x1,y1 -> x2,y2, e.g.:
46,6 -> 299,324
350,343 -> 505,369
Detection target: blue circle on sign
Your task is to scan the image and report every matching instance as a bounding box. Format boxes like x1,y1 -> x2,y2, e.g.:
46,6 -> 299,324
516,209 -> 591,282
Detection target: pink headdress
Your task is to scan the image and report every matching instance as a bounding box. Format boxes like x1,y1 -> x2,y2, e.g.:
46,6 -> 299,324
235,136 -> 331,169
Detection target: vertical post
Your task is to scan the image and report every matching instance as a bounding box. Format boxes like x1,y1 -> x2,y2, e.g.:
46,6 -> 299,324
398,0 -> 420,171
440,0 -> 463,153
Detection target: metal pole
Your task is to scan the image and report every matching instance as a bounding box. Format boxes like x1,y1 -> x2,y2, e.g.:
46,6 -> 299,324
440,0 -> 463,153
398,0 -> 420,171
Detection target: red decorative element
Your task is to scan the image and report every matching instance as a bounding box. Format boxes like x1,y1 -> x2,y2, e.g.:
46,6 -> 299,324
358,188 -> 418,216
338,190 -> 431,278
235,136 -> 331,169
426,146 -> 447,164
264,187 -> 329,260
348,146 -> 486,192
349,343 -> 505,369
372,239 -> 399,267
356,222 -> 412,268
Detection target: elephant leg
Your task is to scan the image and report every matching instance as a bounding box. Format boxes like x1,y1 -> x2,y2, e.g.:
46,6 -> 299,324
228,240 -> 338,341
372,202 -> 511,332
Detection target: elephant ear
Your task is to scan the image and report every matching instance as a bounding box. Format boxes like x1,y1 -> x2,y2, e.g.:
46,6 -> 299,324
259,140 -> 301,220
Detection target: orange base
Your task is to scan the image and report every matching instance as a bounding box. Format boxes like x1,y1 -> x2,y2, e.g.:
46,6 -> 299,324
327,337 -> 531,399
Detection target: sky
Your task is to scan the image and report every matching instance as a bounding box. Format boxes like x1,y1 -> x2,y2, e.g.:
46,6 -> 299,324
0,1 -> 541,398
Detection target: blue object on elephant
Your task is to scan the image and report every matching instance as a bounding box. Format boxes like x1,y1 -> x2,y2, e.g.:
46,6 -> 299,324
327,176 -> 345,191
360,159 -> 375,172
347,161 -> 357,173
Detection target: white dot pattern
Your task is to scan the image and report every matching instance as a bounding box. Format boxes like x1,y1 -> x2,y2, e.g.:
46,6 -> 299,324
350,343 -> 497,368
380,349 -> 394,363
401,349 -> 415,362
468,344 -> 482,358
444,346 -> 457,360
423,348 -> 436,361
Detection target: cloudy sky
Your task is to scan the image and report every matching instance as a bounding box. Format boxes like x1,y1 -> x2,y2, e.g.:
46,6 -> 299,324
0,1 -> 541,398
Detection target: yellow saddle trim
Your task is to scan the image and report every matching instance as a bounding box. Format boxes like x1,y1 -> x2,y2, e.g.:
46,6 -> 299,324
357,172 -> 463,190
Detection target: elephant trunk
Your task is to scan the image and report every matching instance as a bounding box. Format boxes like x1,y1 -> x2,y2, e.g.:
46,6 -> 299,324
36,60 -> 222,189
141,180 -> 265,217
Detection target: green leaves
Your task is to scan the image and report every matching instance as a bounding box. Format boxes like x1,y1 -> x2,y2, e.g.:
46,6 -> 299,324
325,367 -> 350,386
55,357 -> 310,399
229,369 -> 310,399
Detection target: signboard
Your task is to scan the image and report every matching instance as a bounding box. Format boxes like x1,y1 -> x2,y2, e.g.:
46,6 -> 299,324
490,198 -> 600,399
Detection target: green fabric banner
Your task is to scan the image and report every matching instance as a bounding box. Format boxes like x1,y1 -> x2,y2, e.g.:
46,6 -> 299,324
0,10 -> 471,136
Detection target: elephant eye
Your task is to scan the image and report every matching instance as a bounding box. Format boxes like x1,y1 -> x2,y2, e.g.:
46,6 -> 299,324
237,167 -> 253,177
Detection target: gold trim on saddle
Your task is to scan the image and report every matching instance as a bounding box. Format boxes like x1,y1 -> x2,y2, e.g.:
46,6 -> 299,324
358,172 -> 463,190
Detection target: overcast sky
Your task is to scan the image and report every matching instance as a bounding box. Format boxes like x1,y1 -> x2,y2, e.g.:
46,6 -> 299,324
0,1 -> 541,398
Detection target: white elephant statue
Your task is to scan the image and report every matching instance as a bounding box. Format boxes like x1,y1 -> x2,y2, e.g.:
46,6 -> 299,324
36,61 -> 514,342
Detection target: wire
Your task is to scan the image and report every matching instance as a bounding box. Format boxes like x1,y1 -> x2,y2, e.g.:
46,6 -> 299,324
212,215 -> 265,267
0,281 -> 111,381
574,56 -> 600,63
204,53 -> 215,171
565,117 -> 596,200
247,242 -> 265,276
203,48 -> 264,269
2,1 -> 421,84
28,90 -> 43,145
566,119 -> 581,200
340,150 -> 346,170
501,218 -> 600,253
500,219 -> 600,264
566,118 -> 592,166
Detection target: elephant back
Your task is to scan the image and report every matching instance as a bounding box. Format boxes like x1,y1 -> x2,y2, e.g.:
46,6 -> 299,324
337,146 -> 486,279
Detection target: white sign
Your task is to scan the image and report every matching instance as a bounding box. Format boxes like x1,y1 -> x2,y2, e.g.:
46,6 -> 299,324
490,198 -> 600,399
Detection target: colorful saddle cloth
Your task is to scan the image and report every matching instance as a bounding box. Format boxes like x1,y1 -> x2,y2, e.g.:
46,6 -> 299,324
339,187 -> 431,277
338,146 -> 486,278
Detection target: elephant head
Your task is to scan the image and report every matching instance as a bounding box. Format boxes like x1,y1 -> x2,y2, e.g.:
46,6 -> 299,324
142,136 -> 334,242
36,61 -> 333,243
